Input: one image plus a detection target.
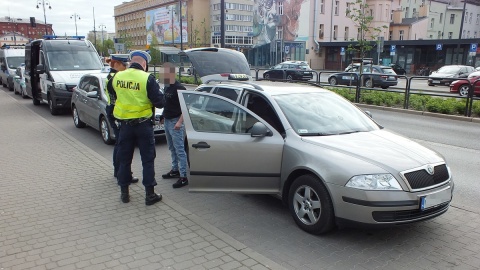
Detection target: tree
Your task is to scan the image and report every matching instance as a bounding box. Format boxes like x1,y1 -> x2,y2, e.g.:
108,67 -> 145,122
149,36 -> 162,66
346,0 -> 387,63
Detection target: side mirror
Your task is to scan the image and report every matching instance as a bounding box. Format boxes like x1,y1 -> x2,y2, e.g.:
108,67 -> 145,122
36,64 -> 45,74
86,91 -> 99,98
250,122 -> 272,137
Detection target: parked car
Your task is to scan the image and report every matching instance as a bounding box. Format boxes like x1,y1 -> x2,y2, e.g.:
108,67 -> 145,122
428,65 -> 475,86
449,71 -> 480,96
178,47 -> 453,235
71,72 -> 165,144
389,63 -> 406,75
328,64 -> 398,89
13,65 -> 28,98
263,61 -> 313,81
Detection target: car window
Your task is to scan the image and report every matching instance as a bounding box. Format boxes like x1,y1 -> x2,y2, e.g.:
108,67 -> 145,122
213,87 -> 240,102
78,77 -> 91,91
197,86 -> 213,93
185,93 -> 258,134
381,68 -> 396,75
363,66 -> 371,73
274,64 -> 282,69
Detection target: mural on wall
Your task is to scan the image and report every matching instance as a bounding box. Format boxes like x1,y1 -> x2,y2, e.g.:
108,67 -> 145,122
146,2 -> 188,46
252,0 -> 309,46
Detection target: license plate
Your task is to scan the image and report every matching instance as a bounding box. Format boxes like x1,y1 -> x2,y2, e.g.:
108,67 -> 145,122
420,186 -> 452,210
432,80 -> 440,84
154,124 -> 164,131
389,76 -> 396,80
342,76 -> 353,80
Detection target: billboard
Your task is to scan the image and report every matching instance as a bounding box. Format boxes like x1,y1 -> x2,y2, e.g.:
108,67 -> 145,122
146,3 -> 188,46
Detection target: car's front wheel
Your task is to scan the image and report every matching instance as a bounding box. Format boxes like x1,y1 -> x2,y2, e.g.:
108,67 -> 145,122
48,95 -> 60,115
286,75 -> 293,81
458,84 -> 470,96
72,105 -> 86,128
100,116 -> 114,145
288,174 -> 335,234
264,73 -> 270,80
328,77 -> 338,86
364,79 -> 373,88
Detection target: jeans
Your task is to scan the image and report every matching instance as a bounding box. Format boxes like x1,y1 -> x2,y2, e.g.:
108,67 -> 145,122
164,116 -> 187,177
116,120 -> 157,187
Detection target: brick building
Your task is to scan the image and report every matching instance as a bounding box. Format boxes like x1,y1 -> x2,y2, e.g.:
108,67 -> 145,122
0,16 -> 53,43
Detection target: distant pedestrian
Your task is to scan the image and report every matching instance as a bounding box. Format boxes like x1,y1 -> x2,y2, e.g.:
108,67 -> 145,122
160,62 -> 188,188
105,54 -> 139,184
112,50 -> 165,205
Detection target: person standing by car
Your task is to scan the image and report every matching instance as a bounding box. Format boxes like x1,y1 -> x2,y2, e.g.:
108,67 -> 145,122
112,50 -> 165,205
160,62 -> 189,188
105,54 -> 139,184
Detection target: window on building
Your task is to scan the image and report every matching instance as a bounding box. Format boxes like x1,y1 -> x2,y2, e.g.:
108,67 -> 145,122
399,30 -> 404,40
474,32 -> 477,38
467,31 -> 470,38
463,30 -> 466,38
391,10 -> 394,21
389,31 -> 392,40
450,14 -> 455,24
320,0 -> 324,14
430,18 -> 434,28
370,9 -> 374,18
334,1 -> 339,15
277,1 -> 283,15
438,31 -> 442,39
405,7 -> 409,18
277,26 -> 283,40
344,27 -> 349,41
319,24 -> 324,38
333,25 -> 338,40
465,12 -> 468,23
440,13 -> 443,23
413,8 -> 416,17
469,13 -> 472,24
448,32 -> 453,39
477,14 -> 480,24
346,3 -> 350,16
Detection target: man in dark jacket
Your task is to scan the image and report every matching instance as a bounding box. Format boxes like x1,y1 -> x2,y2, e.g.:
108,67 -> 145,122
160,62 -> 188,188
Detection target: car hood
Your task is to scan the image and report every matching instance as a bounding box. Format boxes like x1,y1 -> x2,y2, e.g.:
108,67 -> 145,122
430,71 -> 456,78
301,129 -> 443,172
179,47 -> 251,81
50,70 -> 101,85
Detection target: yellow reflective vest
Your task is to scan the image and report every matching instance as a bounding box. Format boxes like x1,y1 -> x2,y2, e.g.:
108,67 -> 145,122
112,68 -> 153,120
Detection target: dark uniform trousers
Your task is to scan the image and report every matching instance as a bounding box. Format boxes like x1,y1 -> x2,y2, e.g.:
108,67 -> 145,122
116,119 -> 157,188
106,104 -> 120,176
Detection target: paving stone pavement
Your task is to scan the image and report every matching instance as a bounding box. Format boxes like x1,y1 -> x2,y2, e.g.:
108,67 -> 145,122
0,91 -> 287,270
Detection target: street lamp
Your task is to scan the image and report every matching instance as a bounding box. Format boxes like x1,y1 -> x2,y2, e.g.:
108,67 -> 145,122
36,0 -> 52,35
7,17 -> 18,45
98,24 -> 106,57
167,6 -> 176,47
70,13 -> 81,36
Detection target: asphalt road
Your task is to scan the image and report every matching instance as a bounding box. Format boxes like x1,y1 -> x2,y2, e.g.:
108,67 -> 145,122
3,83 -> 480,269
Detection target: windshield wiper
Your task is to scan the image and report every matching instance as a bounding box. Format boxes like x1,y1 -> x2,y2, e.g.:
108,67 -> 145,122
299,132 -> 334,136
337,130 -> 363,135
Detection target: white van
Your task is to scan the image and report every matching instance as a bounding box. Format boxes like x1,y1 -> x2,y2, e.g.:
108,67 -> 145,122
24,36 -> 103,115
0,45 -> 25,91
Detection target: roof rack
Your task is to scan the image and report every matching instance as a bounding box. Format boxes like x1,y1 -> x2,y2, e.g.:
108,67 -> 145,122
204,79 -> 264,90
1,44 -> 25,49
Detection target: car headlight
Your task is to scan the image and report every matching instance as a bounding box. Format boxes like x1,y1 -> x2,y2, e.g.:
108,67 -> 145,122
345,174 -> 402,190
53,82 -> 68,90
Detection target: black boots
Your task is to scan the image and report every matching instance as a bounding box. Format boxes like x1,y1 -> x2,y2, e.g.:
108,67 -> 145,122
120,186 -> 129,203
145,186 -> 162,206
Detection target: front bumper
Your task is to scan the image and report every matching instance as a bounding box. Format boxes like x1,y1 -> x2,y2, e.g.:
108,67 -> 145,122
328,180 -> 453,226
51,88 -> 74,109
428,78 -> 454,86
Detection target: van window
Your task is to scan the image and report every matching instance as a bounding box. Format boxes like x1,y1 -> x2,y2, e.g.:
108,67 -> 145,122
47,50 -> 102,71
7,57 -> 24,69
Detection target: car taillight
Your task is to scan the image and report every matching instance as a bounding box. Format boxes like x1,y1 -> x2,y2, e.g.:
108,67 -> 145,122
72,87 -> 77,91
220,73 -> 230,77
381,75 -> 388,79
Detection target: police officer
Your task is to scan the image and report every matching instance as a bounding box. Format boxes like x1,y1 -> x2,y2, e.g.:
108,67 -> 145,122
112,50 -> 164,205
105,54 -> 139,184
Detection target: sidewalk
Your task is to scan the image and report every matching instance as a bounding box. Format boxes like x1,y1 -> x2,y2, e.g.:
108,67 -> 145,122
0,90 -> 286,270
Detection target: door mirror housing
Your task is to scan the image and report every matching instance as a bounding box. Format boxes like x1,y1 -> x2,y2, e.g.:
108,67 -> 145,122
250,122 -> 273,137
86,91 -> 99,98
35,64 -> 45,74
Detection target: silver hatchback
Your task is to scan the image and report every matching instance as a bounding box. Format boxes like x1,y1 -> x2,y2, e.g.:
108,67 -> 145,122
179,48 -> 453,234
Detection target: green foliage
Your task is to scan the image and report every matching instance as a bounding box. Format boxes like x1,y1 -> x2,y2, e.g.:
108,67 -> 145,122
176,75 -> 202,85
149,37 -> 162,65
408,95 -> 431,111
472,101 -> 480,117
327,87 -> 356,102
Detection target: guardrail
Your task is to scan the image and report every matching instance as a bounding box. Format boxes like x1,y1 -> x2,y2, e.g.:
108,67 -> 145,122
254,68 -> 479,117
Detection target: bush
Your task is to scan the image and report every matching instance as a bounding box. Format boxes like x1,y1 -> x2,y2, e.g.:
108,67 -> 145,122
472,101 -> 480,117
176,75 -> 202,85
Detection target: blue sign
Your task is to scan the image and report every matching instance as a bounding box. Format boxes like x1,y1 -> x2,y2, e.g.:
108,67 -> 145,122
284,46 -> 290,54
340,47 -> 345,55
390,45 -> 396,52
470,43 -> 478,52
436,44 -> 443,51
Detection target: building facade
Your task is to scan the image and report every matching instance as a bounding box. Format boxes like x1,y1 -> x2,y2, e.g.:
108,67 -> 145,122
0,17 -> 53,43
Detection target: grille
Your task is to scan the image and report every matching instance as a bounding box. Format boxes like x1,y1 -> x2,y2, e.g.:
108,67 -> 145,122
372,202 -> 449,222
403,164 -> 449,190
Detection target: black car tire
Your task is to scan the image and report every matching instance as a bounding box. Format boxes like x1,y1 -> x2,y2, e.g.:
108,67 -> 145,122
364,79 -> 373,88
286,75 -> 293,81
381,86 -> 389,89
458,84 -> 470,96
264,73 -> 270,80
72,105 -> 86,128
328,77 -> 338,86
21,87 -> 28,99
48,95 -> 60,115
100,116 -> 114,145
14,86 -> 19,95
288,174 -> 335,235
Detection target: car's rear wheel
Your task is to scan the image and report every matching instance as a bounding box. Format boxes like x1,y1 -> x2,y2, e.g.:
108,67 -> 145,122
286,75 -> 293,81
100,116 -> 114,145
288,174 -> 335,234
364,79 -> 373,88
264,73 -> 270,80
328,77 -> 338,86
72,105 -> 86,128
459,84 -> 470,96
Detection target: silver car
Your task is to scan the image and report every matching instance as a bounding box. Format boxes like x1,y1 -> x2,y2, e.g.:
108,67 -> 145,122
71,72 -> 165,144
178,48 -> 454,234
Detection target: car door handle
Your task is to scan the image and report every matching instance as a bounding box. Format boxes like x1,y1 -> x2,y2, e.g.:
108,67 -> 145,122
192,142 -> 210,149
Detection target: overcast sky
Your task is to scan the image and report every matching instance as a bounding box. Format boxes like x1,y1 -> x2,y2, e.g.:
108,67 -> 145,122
3,0 -> 128,37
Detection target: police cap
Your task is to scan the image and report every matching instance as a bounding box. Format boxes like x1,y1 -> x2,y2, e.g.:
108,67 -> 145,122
129,50 -> 151,64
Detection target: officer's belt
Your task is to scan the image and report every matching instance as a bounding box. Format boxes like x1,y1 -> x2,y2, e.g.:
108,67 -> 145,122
120,117 -> 150,126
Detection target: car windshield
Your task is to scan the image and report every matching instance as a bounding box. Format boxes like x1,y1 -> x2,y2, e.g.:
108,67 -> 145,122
437,66 -> 461,73
7,56 -> 24,69
381,68 -> 396,75
47,50 -> 103,71
274,92 -> 380,136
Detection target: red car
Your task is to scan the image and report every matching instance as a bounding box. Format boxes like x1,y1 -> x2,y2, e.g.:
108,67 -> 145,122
449,71 -> 480,96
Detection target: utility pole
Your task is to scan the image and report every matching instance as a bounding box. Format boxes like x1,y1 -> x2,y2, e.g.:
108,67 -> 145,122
455,0 -> 467,64
220,0 -> 225,48
93,7 -> 97,49
36,0 -> 52,35
179,0 -> 183,51
70,13 -> 81,36
99,24 -> 106,57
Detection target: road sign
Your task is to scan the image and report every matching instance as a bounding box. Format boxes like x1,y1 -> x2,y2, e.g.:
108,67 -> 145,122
470,43 -> 478,52
390,45 -> 396,56
284,45 -> 289,54
114,43 -> 125,53
340,47 -> 345,55
436,44 -> 443,51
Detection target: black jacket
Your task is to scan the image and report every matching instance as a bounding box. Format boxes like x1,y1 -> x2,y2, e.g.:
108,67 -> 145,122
162,80 -> 186,119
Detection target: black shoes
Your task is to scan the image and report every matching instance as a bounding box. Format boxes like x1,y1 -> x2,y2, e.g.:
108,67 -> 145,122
162,170 -> 180,179
130,176 -> 139,183
173,177 -> 188,188
145,186 -> 162,206
120,186 -> 129,203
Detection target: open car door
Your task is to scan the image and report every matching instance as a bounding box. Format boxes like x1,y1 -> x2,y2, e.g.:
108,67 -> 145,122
178,90 -> 284,194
